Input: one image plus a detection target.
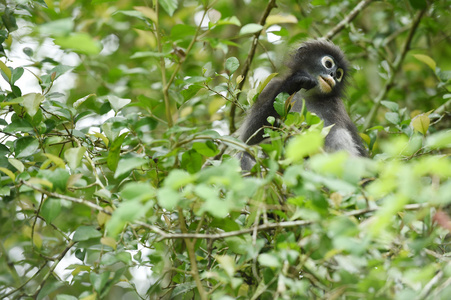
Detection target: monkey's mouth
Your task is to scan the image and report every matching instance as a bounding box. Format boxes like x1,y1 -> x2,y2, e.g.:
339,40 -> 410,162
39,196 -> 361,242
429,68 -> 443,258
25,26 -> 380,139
318,75 -> 335,93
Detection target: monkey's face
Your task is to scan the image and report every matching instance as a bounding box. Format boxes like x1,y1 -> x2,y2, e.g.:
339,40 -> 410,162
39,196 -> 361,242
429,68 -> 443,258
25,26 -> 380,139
305,54 -> 345,96
291,40 -> 349,98
316,55 -> 344,93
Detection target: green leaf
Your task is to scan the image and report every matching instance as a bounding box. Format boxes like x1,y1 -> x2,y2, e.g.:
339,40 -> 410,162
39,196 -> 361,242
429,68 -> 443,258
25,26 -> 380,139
413,54 -> 436,71
380,100 -> 399,112
38,169 -> 70,191
0,167 -> 15,181
15,136 -> 40,158
239,23 -> 263,35
133,6 -> 158,22
41,198 -> 62,223
159,0 -> 178,16
170,24 -> 196,40
0,60 -> 11,81
181,150 -> 203,174
286,130 -> 324,161
90,272 -> 110,294
106,200 -> 153,237
258,253 -> 281,268
8,158 -> 24,172
114,157 -> 147,178
425,130 -> 451,149
193,141 -> 219,157
11,68 -> 24,84
217,16 -> 241,27
157,187 -> 181,210
274,92 -> 289,117
225,57 -> 240,74
385,112 -> 400,125
106,132 -> 127,172
108,95 -> 131,112
411,113 -> 430,135
2,8 -> 18,32
120,182 -> 155,202
54,33 -> 102,55
21,93 -> 45,117
164,169 -> 196,189
216,255 -> 236,277
39,18 -> 73,36
181,84 -> 202,101
73,226 -> 102,241
64,147 -> 86,170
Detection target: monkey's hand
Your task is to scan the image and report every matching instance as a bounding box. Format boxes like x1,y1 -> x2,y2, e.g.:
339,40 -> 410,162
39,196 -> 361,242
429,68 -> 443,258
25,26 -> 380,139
283,71 -> 317,95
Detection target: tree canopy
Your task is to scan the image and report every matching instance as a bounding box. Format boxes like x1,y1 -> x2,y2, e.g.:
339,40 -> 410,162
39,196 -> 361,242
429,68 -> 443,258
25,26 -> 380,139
1,0 -> 451,299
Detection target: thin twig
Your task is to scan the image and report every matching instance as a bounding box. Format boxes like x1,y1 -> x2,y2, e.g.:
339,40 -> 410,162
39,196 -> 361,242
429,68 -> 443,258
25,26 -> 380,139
178,208 -> 208,300
363,9 -> 426,130
31,241 -> 76,298
138,203 -> 424,240
21,180 -> 112,215
230,0 -> 277,134
324,0 -> 374,40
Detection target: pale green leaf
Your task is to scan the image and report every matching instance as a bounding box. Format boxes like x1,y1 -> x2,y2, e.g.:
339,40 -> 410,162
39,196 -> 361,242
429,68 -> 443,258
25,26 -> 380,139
258,253 -> 281,268
411,113 -> 430,135
8,158 -> 24,172
133,6 -> 157,22
108,95 -> 131,112
22,93 -> 45,117
239,23 -> 263,36
286,131 -> 324,161
73,226 -> 102,241
54,33 -> 102,55
0,167 -> 15,181
114,157 -> 147,178
159,0 -> 178,16
225,57 -> 239,74
0,60 -> 11,80
64,147 -> 86,170
266,14 -> 298,26
413,54 -> 436,71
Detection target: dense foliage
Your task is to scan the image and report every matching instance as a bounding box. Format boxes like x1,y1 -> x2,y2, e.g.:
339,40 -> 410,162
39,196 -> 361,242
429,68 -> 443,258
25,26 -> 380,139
1,0 -> 451,299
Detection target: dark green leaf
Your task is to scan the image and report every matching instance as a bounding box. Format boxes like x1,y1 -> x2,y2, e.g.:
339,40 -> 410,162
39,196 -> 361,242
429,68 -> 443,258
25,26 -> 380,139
2,8 -> 18,32
15,136 -> 39,158
41,198 -> 62,223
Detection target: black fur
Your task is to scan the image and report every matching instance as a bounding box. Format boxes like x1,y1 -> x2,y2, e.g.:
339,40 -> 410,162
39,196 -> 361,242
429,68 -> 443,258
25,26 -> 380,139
240,39 -> 366,170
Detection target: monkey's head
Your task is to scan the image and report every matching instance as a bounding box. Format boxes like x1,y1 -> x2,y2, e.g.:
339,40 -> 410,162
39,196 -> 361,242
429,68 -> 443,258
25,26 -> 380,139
289,39 -> 350,98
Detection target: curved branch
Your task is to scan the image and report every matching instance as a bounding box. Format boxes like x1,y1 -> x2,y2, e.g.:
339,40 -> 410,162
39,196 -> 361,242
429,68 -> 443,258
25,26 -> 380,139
363,9 -> 427,130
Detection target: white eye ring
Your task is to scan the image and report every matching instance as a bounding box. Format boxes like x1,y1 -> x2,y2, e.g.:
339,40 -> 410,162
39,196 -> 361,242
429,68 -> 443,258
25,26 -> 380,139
321,56 -> 335,69
336,68 -> 344,82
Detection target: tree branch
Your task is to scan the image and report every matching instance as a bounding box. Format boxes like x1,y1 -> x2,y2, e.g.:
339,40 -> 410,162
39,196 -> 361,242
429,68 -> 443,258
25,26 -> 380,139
178,208 -> 208,300
230,0 -> 277,134
363,9 -> 426,130
323,0 -> 374,40
139,203 -> 424,240
21,180 -> 112,216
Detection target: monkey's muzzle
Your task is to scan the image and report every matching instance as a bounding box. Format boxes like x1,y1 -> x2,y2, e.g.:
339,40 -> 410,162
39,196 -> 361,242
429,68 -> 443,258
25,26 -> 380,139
318,75 -> 335,93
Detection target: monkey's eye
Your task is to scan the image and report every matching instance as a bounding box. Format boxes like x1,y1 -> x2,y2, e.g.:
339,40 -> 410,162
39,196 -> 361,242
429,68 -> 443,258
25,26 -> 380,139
321,56 -> 335,69
336,68 -> 344,82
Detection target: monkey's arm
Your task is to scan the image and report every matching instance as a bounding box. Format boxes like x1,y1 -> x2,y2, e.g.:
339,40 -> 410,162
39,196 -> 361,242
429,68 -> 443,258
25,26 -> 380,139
240,71 -> 316,145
